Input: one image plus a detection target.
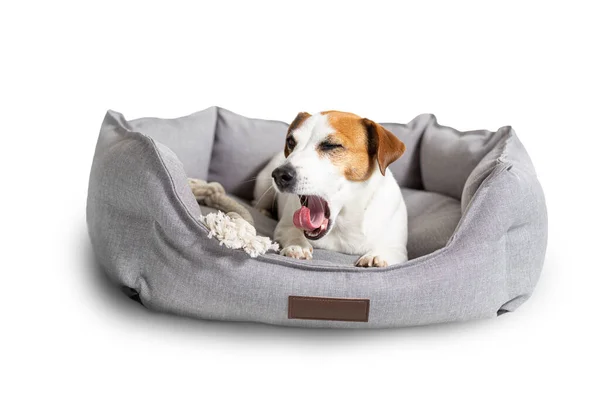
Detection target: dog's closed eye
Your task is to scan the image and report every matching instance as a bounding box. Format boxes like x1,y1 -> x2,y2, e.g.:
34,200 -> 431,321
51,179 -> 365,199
319,141 -> 344,152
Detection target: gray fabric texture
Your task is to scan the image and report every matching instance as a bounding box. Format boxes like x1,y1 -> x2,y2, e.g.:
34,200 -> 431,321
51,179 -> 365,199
87,107 -> 547,328
128,108 -> 218,180
381,115 -> 430,189
208,108 -> 289,201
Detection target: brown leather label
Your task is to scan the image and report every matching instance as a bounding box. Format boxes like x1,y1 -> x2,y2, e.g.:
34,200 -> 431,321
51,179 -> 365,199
288,296 -> 370,322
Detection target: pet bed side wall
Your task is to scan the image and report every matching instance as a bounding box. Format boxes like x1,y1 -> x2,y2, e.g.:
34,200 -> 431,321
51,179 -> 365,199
87,111 -> 206,304
127,107 -> 219,181
420,119 -> 509,200
207,108 -> 290,201
458,128 -> 547,313
498,133 -> 547,312
381,113 -> 432,190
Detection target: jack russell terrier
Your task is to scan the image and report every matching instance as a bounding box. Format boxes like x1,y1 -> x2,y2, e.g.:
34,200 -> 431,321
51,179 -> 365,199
254,111 -> 408,267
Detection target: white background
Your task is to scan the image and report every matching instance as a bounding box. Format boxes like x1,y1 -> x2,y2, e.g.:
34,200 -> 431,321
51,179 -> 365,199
2,1 -> 599,399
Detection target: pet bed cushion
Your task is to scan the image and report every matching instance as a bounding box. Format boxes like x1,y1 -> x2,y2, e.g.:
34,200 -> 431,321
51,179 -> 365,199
87,107 -> 547,328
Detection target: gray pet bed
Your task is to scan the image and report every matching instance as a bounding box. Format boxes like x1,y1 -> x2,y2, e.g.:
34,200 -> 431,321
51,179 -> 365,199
87,107 -> 547,328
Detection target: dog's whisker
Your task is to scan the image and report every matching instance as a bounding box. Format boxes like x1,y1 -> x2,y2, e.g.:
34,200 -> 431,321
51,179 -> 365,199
253,185 -> 274,208
239,176 -> 274,185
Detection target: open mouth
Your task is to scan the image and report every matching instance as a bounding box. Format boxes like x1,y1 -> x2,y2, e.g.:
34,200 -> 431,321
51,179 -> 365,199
293,195 -> 332,240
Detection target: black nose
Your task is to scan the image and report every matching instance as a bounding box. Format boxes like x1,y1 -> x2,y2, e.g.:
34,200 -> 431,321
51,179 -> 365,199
272,165 -> 296,190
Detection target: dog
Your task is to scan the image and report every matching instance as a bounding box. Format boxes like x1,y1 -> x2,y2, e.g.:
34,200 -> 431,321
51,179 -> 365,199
253,111 -> 408,267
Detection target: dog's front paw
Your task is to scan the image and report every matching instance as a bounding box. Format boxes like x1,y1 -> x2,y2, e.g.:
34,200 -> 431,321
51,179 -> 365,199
356,254 -> 389,268
281,245 -> 313,260
356,251 -> 408,268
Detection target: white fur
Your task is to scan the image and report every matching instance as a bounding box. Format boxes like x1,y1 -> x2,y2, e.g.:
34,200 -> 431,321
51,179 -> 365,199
254,113 -> 408,267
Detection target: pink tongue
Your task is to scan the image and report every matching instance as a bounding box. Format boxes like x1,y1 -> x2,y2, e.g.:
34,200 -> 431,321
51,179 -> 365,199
293,197 -> 326,231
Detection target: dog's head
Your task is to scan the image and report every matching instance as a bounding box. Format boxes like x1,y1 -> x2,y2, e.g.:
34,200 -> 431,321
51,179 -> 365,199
272,111 -> 406,240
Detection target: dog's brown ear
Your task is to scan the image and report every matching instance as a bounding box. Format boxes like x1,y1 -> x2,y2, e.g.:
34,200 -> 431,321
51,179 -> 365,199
288,112 -> 311,134
363,118 -> 406,176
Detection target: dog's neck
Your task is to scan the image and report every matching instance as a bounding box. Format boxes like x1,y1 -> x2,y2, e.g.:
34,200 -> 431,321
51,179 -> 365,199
335,170 -> 389,221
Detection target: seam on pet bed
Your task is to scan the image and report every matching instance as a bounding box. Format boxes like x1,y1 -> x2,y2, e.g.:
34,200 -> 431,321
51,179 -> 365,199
459,129 -> 514,213
146,137 -> 213,237
446,161 -> 511,247
464,129 -> 513,192
204,106 -> 219,178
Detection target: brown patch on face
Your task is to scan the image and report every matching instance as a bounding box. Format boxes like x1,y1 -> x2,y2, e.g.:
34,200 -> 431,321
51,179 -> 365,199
285,112 -> 311,157
320,111 -> 375,181
320,111 -> 406,180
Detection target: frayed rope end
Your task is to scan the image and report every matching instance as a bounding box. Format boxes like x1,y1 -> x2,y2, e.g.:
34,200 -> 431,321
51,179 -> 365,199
199,211 -> 279,258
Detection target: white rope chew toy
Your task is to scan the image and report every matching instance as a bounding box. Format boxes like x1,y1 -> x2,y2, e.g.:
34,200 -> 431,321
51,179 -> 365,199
188,178 -> 279,257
